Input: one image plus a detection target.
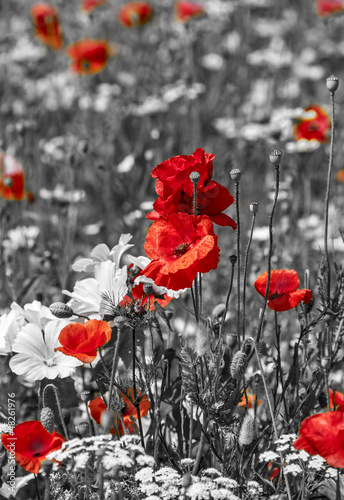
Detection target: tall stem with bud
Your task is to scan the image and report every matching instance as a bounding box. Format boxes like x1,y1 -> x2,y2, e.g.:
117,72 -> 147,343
242,201 -> 258,339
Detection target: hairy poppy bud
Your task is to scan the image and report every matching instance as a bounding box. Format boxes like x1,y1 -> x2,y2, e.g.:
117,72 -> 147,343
49,302 -> 74,319
40,407 -> 55,434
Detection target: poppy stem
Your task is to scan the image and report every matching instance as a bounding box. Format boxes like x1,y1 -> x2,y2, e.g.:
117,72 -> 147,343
234,179 -> 241,348
42,384 -> 69,441
256,153 -> 281,343
242,203 -> 258,339
132,327 -> 145,449
192,410 -> 208,475
219,255 -> 236,337
34,474 -> 41,500
108,325 -> 122,411
324,90 -> 336,304
89,363 -> 107,408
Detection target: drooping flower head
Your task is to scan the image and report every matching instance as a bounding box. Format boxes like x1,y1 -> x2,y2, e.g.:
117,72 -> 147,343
118,1 -> 153,27
81,0 -> 107,14
31,3 -> 63,50
293,105 -> 330,143
314,0 -> 344,17
89,389 -> 150,435
174,1 -> 205,22
66,39 -> 113,75
254,269 -> 312,312
55,319 -> 112,363
0,151 -> 25,201
293,410 -> 344,468
147,148 -> 236,228
142,213 -> 220,291
10,320 -> 83,381
1,421 -> 65,474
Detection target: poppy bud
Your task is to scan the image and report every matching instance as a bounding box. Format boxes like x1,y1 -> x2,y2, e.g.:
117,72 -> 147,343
230,351 -> 248,379
230,168 -> 241,182
229,254 -> 237,266
326,75 -> 339,94
250,201 -> 259,214
269,150 -> 282,165
49,302 -> 74,319
40,407 -> 55,434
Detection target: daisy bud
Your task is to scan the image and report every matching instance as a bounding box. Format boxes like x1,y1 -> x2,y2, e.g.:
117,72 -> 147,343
189,171 -> 200,185
230,168 -> 241,182
230,351 -> 248,379
250,201 -> 259,214
326,75 -> 339,94
238,413 -> 255,446
81,391 -> 91,403
49,302 -> 74,319
40,407 -> 55,434
269,150 -> 282,166
229,254 -> 237,266
182,472 -> 192,489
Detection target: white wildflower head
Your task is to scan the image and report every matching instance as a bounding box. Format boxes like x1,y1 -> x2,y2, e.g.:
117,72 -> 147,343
259,451 -> 279,463
284,463 -> 303,476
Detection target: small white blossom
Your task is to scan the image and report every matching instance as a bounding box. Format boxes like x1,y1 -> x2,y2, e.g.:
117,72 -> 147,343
325,468 -> 338,479
307,456 -> 326,470
214,478 -> 239,489
247,481 -> 263,496
186,483 -> 210,499
259,451 -> 279,462
284,464 -> 303,476
276,444 -> 290,452
275,434 -> 297,444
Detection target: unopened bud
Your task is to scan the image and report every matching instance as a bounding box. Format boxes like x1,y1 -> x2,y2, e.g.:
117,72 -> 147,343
230,168 -> 241,182
250,201 -> 259,214
164,309 -> 173,320
230,351 -> 248,379
238,413 -> 255,446
269,150 -> 282,166
326,75 -> 339,93
49,302 -> 74,319
189,171 -> 200,185
40,407 -> 55,434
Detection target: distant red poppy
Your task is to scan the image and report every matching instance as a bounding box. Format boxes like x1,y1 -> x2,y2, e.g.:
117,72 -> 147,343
174,1 -> 205,22
89,389 -> 150,435
254,269 -> 312,312
314,0 -> 344,17
55,319 -> 112,363
118,2 -> 153,27
31,3 -> 63,50
142,213 -> 220,291
238,392 -> 261,409
294,105 -> 330,143
0,151 -> 25,201
66,39 -> 113,75
1,421 -> 65,474
336,170 -> 344,182
293,411 -> 344,468
81,0 -> 107,13
148,148 -> 237,228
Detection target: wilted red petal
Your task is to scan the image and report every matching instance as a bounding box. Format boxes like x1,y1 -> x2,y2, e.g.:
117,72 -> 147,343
1,421 -> 65,474
315,0 -> 344,17
81,0 -> 107,13
31,3 -> 63,50
293,411 -> 344,468
118,2 -> 153,27
56,320 -> 112,363
294,105 -> 330,143
66,39 -> 112,75
174,1 -> 205,22
0,152 -> 25,201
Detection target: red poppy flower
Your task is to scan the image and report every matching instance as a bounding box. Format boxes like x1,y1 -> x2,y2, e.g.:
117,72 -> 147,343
118,2 -> 153,28
81,0 -> 107,14
254,269 -> 312,312
336,170 -> 344,182
142,213 -> 220,291
55,319 -> 112,363
89,389 -> 150,435
31,3 -> 63,50
238,392 -> 261,409
148,148 -> 236,228
66,39 -> 113,75
294,105 -> 330,143
0,151 -> 25,201
293,411 -> 344,468
1,421 -> 65,474
314,0 -> 344,17
174,1 -> 205,22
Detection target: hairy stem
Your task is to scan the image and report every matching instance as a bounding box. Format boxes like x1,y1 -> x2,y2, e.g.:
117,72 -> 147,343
242,209 -> 257,339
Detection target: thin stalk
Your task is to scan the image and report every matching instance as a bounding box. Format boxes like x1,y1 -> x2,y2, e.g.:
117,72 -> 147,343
324,91 -> 336,303
42,384 -> 69,440
251,338 -> 292,500
219,257 -> 236,337
235,180 -> 241,346
108,326 -> 122,410
242,207 -> 257,338
89,363 -> 107,407
35,474 -> 41,500
256,163 -> 280,343
190,171 -> 201,323
132,327 -> 145,448
192,410 -> 208,475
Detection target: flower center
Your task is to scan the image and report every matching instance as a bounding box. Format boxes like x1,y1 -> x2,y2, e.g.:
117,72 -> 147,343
44,357 -> 55,367
269,292 -> 282,300
172,243 -> 189,258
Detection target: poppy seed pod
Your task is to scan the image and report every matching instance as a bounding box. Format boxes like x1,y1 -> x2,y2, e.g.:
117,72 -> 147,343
189,171 -> 201,185
49,302 -> 74,319
250,201 -> 259,214
40,407 -> 55,434
229,254 -> 237,266
326,75 -> 339,93
269,149 -> 282,165
230,168 -> 241,182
